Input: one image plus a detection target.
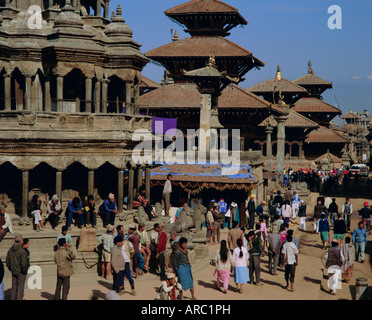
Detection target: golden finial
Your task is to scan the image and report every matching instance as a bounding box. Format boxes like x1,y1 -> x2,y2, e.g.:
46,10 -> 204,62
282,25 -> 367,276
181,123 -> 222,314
172,29 -> 179,41
206,54 -> 216,68
276,64 -> 282,80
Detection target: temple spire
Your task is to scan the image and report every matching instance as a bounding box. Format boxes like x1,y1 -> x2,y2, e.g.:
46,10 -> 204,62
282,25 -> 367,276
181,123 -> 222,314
275,64 -> 282,80
308,60 -> 314,74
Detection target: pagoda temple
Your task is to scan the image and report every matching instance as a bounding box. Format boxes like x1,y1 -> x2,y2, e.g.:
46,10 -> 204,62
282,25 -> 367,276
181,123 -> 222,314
247,65 -> 309,105
140,0 -> 282,209
140,0 -> 280,149
249,61 -> 351,168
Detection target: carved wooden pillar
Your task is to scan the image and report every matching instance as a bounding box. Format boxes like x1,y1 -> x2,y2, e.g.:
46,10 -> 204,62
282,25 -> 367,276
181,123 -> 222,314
85,76 -> 92,113
4,73 -> 11,111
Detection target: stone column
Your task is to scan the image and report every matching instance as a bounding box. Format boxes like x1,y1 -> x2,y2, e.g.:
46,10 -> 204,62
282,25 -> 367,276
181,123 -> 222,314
145,166 -> 151,202
4,73 -> 11,111
299,142 -> 305,159
128,168 -> 134,210
94,80 -> 101,113
96,0 -> 101,16
85,76 -> 93,113
125,81 -> 132,115
101,79 -> 109,113
24,74 -> 32,111
44,76 -> 52,112
199,92 -> 212,152
104,0 -> 110,19
240,136 -> 245,152
134,84 -> 140,114
265,126 -> 273,169
56,170 -> 62,202
118,169 -> 124,215
276,115 -> 288,181
56,74 -> 64,112
22,170 -> 29,219
137,167 -> 143,190
288,144 -> 292,160
88,170 -> 94,196
49,0 -> 53,8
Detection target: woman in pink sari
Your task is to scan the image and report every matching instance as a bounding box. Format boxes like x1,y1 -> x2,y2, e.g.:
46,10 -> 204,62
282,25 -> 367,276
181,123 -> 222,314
214,240 -> 234,294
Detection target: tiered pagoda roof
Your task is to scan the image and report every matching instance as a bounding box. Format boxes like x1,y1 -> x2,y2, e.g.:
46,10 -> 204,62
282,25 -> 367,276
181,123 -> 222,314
293,60 -> 333,97
140,83 -> 271,110
247,65 -> 309,104
341,110 -> 362,120
164,0 -> 248,36
292,97 -> 341,114
259,109 -> 319,129
145,0 -> 264,83
305,126 -> 350,144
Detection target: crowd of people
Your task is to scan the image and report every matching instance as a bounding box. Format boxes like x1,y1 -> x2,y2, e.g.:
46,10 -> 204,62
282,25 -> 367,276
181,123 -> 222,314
274,167 -> 371,195
0,168 -> 371,300
203,190 -> 371,296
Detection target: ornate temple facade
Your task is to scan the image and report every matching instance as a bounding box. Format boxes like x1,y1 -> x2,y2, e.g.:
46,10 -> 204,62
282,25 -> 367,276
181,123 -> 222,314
0,0 -> 153,221
139,0 -> 290,208
249,61 -> 352,168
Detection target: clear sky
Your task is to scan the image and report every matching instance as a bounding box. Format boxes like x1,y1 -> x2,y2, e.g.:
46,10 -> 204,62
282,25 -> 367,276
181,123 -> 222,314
108,0 -> 372,118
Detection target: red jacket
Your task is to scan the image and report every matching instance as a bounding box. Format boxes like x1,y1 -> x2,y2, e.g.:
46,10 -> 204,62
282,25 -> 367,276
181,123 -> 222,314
157,231 -> 167,253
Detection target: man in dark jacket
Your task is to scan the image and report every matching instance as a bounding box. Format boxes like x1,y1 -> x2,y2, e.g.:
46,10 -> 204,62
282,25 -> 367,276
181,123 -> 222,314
358,202 -> 372,234
313,201 -> 325,233
248,226 -> 263,286
6,234 -> 30,300
247,195 -> 256,230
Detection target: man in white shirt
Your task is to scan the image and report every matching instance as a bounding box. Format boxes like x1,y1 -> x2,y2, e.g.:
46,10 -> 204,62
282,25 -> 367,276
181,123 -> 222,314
324,195 -> 332,211
0,205 -> 13,243
282,234 -> 299,292
163,174 -> 172,217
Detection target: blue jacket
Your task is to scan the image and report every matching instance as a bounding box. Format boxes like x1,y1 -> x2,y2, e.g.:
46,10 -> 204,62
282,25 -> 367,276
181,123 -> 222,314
256,204 -> 264,215
99,199 -> 117,213
67,200 -> 82,214
352,227 -> 367,243
218,201 -> 227,213
318,219 -> 330,233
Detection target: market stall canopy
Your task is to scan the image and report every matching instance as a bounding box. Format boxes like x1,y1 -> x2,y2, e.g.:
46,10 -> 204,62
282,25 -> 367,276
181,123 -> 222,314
150,163 -> 258,195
